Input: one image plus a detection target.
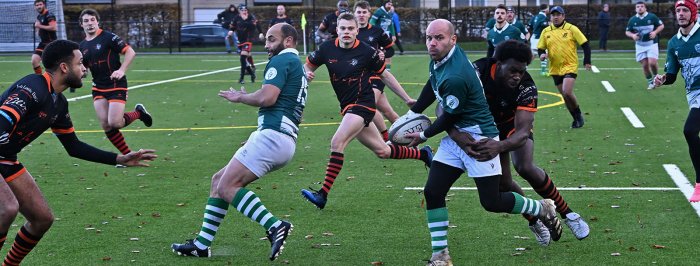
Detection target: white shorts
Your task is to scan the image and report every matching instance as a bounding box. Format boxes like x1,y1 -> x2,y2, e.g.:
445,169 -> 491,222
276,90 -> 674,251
688,89 -> 700,109
635,44 -> 659,62
433,133 -> 502,178
530,37 -> 540,53
233,129 -> 296,178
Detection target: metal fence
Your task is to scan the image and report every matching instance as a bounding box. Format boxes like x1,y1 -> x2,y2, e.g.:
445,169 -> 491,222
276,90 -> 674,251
1,15 -> 680,53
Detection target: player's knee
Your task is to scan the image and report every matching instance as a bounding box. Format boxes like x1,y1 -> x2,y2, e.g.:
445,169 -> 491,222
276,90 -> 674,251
32,211 -> 55,232
514,163 -> 537,178
107,120 -> 124,130
479,196 -> 504,213
0,200 -> 19,223
683,125 -> 700,139
423,186 -> 447,209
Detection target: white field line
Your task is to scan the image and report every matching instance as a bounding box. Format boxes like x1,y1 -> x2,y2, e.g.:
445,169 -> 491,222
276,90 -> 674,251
404,187 -> 679,191
67,61 -> 267,102
663,164 -> 700,218
591,65 -> 600,73
620,107 -> 645,128
601,81 -> 616,92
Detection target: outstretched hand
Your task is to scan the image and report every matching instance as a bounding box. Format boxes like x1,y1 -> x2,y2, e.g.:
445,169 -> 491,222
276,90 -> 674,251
116,149 -> 157,167
219,86 -> 247,103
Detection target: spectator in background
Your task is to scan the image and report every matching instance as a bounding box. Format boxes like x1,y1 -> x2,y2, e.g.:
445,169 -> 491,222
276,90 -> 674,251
598,3 -> 610,51
218,4 -> 239,54
391,6 -> 404,55
316,0 -> 349,43
269,5 -> 293,27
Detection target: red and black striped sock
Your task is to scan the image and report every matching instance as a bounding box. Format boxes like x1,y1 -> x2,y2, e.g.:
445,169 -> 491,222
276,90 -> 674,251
105,129 -> 131,155
33,66 -> 42,74
3,226 -> 41,266
123,111 -> 141,127
381,130 -> 389,142
320,152 -> 344,197
388,144 -> 421,160
533,173 -> 572,215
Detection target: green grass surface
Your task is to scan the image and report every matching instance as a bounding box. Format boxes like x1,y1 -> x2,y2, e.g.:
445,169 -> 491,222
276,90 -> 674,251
0,51 -> 697,265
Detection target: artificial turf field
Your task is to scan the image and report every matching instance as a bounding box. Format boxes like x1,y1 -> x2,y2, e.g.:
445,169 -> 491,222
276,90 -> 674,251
0,50 -> 697,265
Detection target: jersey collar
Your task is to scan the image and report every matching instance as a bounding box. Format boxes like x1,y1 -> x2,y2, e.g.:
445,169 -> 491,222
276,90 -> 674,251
636,12 -> 648,19
494,23 -> 511,33
42,72 -> 54,94
433,45 -> 456,69
278,48 -> 299,55
334,38 -> 360,49
677,21 -> 700,41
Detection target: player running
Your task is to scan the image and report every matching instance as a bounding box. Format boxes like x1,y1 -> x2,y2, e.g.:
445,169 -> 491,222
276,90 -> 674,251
300,13 -> 431,210
448,40 -> 590,245
231,4 -> 264,84
486,4 -> 526,58
405,20 -> 561,265
31,0 -> 57,75
653,0 -> 700,202
171,23 -> 303,261
79,9 -> 152,155
354,0 -> 400,141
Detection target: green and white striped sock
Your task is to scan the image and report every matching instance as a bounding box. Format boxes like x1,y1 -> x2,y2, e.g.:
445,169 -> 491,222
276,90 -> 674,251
194,197 -> 229,249
511,192 -> 542,216
232,188 -> 281,231
427,207 -> 449,254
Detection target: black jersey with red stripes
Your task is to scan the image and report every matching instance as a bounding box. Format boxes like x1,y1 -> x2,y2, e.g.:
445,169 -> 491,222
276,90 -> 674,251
307,39 -> 386,111
231,15 -> 260,43
0,73 -> 74,161
472,57 -> 538,128
79,29 -> 130,89
357,24 -> 393,53
37,9 -> 57,44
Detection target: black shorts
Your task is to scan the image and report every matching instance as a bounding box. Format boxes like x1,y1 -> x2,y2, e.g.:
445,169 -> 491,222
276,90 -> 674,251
238,42 -> 252,53
371,77 -> 385,93
0,160 -> 26,182
498,123 -> 534,141
551,73 -> 578,86
34,42 -> 50,56
341,104 -> 376,127
92,88 -> 128,104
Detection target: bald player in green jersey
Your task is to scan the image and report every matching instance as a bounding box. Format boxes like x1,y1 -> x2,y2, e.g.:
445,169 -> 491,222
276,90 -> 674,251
171,23 -> 305,261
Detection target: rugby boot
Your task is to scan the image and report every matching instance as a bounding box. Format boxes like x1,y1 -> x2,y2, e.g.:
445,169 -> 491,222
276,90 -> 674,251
301,188 -> 327,209
239,75 -> 245,84
529,219 -> 552,246
135,104 -> 152,127
691,184 -> 700,202
266,220 -> 293,261
571,113 -> 584,129
537,199 -> 563,241
171,239 -> 211,257
426,248 -> 453,266
564,212 -> 590,240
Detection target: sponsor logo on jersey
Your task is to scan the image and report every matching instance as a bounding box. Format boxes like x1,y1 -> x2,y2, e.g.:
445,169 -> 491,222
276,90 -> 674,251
265,67 -> 278,80
445,95 -> 459,109
96,44 -> 101,50
350,59 -> 358,66
695,44 -> 700,53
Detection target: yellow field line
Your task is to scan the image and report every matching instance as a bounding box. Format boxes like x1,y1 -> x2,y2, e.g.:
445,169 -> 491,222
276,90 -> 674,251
65,90 -> 563,134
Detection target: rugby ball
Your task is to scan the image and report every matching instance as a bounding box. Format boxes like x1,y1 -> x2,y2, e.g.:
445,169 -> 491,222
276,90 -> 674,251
388,113 -> 432,146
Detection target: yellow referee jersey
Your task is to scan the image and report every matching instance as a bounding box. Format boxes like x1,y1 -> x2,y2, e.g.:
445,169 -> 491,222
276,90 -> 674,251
537,22 -> 588,75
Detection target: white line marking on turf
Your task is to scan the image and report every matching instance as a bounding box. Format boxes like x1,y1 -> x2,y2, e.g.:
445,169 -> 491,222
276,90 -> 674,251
404,187 -> 679,191
67,61 -> 268,102
620,107 -> 645,128
132,69 -> 210,72
602,81 -> 616,92
591,65 -> 600,73
663,164 -> 700,218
